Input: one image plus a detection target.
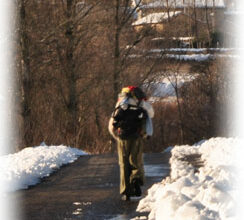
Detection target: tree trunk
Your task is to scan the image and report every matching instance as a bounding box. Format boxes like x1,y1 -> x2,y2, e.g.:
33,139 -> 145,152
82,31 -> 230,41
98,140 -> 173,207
65,0 -> 78,125
175,86 -> 185,144
19,0 -> 33,145
193,0 -> 199,47
66,0 -> 78,143
205,2 -> 212,46
166,0 -> 170,22
113,0 -> 121,103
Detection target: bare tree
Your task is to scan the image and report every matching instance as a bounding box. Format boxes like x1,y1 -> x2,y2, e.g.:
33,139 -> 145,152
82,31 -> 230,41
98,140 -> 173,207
112,0 -> 144,103
16,0 -> 100,148
17,0 -> 38,146
162,65 -> 185,144
204,0 -> 212,45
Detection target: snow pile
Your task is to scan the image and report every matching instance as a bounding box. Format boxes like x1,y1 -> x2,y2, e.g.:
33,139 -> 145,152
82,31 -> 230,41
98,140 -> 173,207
137,137 -> 239,220
132,11 -> 181,26
0,145 -> 88,192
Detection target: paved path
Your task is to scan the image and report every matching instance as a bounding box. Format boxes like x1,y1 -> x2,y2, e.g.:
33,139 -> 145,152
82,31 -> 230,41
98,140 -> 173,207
12,153 -> 171,220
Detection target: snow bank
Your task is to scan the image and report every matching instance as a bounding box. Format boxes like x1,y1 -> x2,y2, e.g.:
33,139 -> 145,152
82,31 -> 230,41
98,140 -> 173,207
0,145 -> 88,192
137,137 -> 239,220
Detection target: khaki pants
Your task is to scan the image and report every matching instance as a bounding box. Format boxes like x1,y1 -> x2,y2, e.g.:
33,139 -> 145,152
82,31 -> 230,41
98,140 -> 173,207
117,137 -> 144,195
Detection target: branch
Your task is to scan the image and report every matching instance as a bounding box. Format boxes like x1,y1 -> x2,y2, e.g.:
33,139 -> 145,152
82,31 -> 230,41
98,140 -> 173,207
121,0 -> 142,29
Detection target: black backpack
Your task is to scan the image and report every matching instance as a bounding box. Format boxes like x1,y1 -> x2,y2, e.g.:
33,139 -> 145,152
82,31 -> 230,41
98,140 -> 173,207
112,104 -> 147,140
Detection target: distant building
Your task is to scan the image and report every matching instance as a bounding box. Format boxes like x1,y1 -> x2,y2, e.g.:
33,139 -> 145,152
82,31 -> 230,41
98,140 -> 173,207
132,11 -> 182,32
131,0 -> 228,47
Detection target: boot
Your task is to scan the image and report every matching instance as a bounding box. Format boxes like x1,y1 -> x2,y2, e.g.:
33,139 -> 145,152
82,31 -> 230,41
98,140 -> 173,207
132,179 -> 142,197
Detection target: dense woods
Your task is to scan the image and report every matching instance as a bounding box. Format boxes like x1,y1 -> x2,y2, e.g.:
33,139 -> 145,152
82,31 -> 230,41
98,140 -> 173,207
15,0 -> 230,153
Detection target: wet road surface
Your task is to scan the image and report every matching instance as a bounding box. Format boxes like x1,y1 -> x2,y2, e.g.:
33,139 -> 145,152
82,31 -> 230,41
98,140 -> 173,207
11,152 -> 171,220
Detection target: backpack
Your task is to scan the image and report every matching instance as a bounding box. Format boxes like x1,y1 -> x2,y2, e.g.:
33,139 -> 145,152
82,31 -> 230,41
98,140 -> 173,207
112,103 -> 147,139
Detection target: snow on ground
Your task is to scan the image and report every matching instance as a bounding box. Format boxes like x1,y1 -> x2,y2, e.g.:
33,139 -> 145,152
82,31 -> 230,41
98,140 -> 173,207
140,0 -> 225,8
129,53 -> 239,61
145,74 -> 196,98
150,48 -> 236,53
137,137 -> 239,220
0,145 -> 88,192
149,96 -> 177,103
165,53 -> 213,61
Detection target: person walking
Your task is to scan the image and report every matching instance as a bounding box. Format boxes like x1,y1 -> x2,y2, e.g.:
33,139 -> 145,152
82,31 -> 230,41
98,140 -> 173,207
108,86 -> 154,201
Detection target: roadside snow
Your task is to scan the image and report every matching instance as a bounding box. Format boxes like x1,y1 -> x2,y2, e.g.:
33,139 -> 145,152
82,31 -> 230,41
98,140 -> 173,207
0,145 -> 87,192
137,137 -> 239,220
